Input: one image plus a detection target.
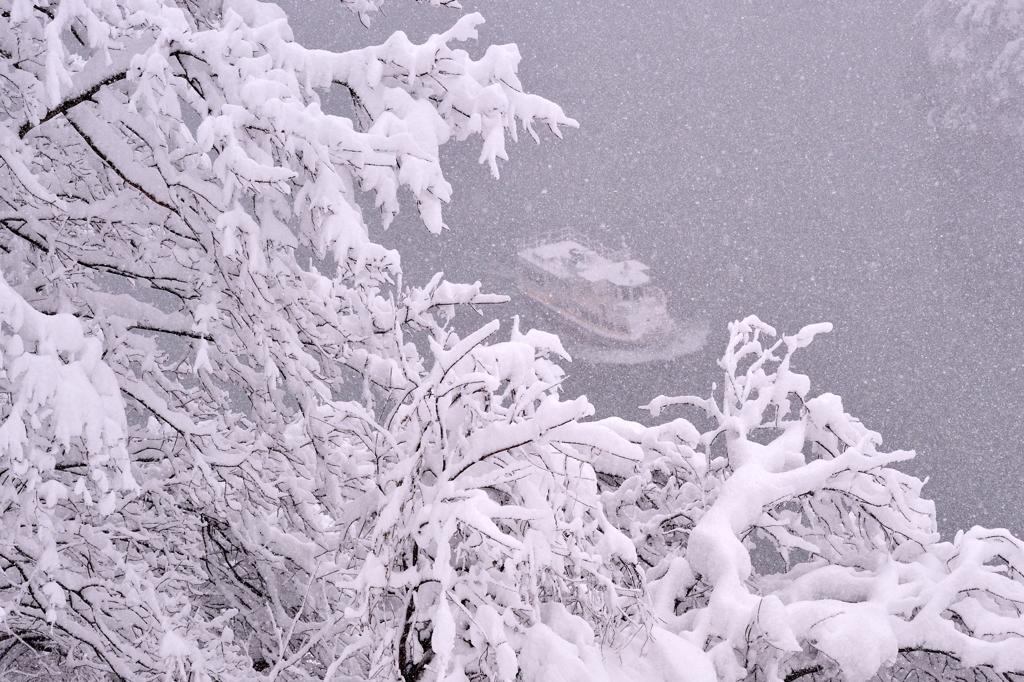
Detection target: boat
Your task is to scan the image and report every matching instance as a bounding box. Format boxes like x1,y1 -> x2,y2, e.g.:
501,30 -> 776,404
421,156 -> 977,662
515,236 -> 707,365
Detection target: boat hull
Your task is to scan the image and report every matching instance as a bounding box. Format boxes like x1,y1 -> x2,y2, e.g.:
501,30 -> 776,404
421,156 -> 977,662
517,284 -> 650,343
517,287 -> 708,365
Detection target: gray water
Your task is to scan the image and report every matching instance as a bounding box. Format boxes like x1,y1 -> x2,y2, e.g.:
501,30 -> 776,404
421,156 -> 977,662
282,0 -> 1024,537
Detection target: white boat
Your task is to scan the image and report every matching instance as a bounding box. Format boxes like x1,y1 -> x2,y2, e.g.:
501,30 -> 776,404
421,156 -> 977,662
515,238 -> 707,364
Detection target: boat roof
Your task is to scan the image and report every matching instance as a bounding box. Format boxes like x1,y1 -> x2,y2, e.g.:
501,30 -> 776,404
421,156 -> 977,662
518,240 -> 650,287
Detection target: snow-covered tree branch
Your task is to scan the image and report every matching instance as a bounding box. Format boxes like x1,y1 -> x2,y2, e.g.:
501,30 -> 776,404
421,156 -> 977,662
918,0 -> 1024,134
605,317 -> 1024,681
2,1 -> 1024,681
0,0 -> 590,678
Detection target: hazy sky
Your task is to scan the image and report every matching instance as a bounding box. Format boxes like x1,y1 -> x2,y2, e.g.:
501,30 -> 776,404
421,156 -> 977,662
280,0 -> 1024,537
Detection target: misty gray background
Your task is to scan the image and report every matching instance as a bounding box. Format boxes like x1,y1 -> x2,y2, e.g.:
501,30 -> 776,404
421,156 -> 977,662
279,0 -> 1024,538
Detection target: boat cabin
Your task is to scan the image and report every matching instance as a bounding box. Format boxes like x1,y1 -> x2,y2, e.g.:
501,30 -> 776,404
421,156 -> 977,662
516,240 -> 671,341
